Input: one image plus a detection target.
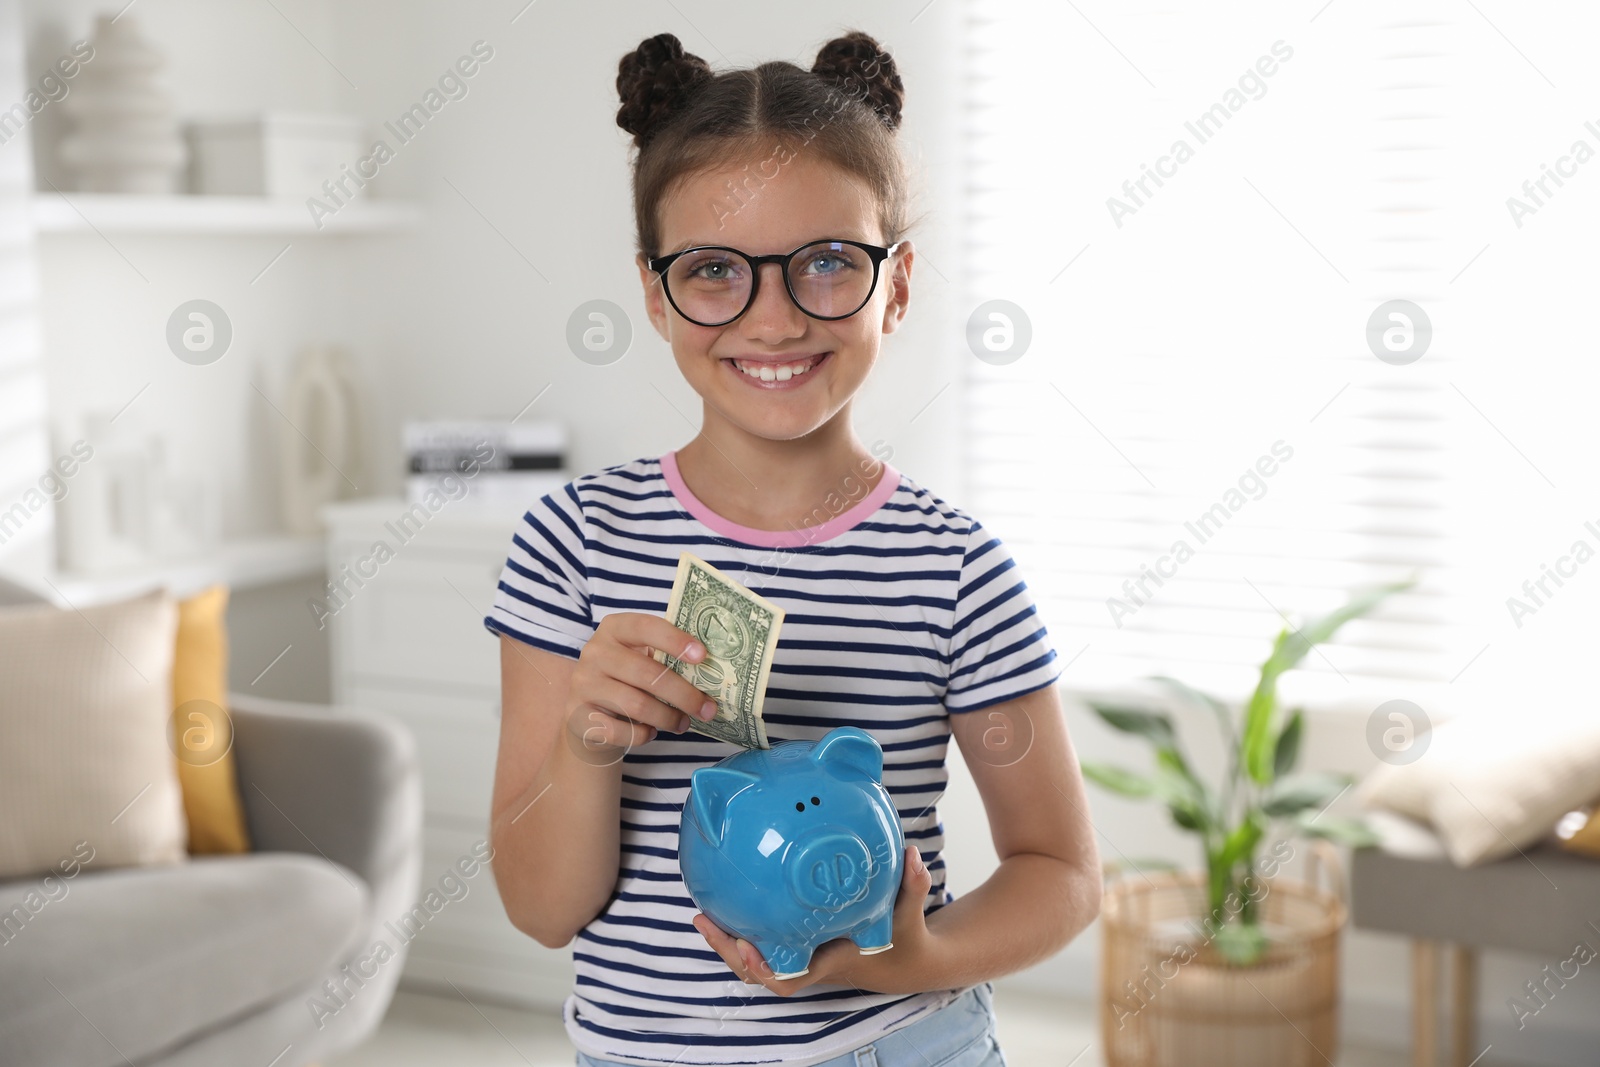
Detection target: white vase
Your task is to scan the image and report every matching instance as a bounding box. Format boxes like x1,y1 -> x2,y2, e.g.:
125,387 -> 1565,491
279,346 -> 363,535
58,14 -> 186,194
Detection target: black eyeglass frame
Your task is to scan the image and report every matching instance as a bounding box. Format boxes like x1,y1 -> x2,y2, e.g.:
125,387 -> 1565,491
646,238 -> 904,327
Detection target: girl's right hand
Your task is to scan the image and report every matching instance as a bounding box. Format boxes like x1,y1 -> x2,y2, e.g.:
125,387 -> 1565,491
566,612 -> 719,750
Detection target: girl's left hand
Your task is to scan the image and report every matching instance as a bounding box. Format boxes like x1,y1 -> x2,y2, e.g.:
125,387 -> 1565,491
691,844 -> 935,997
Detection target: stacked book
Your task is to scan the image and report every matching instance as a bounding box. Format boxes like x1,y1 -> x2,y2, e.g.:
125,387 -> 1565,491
403,420 -> 567,508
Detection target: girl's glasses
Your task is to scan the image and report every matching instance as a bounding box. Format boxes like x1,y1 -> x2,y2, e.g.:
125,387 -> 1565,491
647,239 -> 902,328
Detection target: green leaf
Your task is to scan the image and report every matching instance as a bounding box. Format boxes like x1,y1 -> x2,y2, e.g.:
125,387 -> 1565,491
1169,804 -> 1205,831
1153,746 -> 1196,787
1213,920 -> 1270,966
1261,771 -> 1351,817
1273,708 -> 1304,779
1080,761 -> 1154,798
1205,845 -> 1229,915
1242,580 -> 1414,783
1241,662 -> 1282,785
1218,813 -> 1265,872
1086,702 -> 1178,750
1297,814 -> 1381,848
1152,674 -> 1237,750
1152,749 -> 1212,833
1263,579 -> 1417,678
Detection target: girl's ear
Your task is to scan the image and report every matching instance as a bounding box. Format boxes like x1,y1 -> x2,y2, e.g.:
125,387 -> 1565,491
879,241 -> 913,336
637,253 -> 673,342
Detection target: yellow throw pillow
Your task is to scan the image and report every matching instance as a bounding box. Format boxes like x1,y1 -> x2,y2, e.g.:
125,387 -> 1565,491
1556,806 -> 1600,860
171,585 -> 251,854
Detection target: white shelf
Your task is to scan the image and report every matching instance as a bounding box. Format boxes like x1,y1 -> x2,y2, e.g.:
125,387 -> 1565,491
0,534 -> 325,608
31,193 -> 422,235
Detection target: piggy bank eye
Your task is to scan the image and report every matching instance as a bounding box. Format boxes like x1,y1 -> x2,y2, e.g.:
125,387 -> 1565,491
795,801 -> 804,812
810,796 -> 820,805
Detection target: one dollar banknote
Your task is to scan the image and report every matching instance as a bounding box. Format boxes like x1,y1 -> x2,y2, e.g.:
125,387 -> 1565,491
652,552 -> 783,749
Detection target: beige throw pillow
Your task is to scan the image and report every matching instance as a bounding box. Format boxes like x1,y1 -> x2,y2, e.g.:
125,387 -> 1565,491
1359,713 -> 1600,867
0,589 -> 188,880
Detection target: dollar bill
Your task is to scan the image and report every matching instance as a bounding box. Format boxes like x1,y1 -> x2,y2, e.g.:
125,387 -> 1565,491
653,552 -> 783,749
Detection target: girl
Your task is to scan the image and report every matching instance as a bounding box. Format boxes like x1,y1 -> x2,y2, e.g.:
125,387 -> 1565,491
485,30 -> 1101,1067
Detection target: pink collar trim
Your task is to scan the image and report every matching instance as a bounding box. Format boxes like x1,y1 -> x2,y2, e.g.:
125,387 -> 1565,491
659,451 -> 901,549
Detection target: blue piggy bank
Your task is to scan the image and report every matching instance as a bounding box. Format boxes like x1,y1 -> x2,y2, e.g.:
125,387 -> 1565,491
679,726 -> 905,980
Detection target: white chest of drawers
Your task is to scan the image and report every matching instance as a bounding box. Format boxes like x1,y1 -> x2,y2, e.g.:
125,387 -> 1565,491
322,497 -> 573,1008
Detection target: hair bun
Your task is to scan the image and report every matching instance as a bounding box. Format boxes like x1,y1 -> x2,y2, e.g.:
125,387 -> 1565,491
811,31 -> 904,131
616,33 -> 713,148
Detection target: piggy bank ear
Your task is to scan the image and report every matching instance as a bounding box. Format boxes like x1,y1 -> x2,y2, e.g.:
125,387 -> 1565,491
689,767 -> 759,845
811,727 -> 883,782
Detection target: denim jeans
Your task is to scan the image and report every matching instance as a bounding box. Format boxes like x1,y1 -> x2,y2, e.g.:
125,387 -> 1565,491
574,982 -> 1006,1067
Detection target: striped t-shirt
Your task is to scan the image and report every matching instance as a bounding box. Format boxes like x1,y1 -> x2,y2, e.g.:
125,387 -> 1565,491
483,451 -> 1061,1067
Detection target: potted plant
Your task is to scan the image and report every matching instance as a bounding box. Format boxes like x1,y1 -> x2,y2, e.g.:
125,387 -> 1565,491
1081,581 -> 1410,1067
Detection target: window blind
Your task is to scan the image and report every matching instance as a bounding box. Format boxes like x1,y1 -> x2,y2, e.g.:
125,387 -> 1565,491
956,0 -> 1563,711
0,0 -> 53,567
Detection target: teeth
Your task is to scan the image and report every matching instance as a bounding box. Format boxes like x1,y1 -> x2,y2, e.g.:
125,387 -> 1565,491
734,355 -> 818,381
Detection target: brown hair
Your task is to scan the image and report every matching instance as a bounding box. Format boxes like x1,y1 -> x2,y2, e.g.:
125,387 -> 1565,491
615,30 -> 917,259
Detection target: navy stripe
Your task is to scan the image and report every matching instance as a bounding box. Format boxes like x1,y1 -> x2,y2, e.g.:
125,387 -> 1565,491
482,615 -> 582,657
548,489 -> 587,552
948,670 -> 1062,714
522,507 -> 588,585
573,998 -> 907,1048
494,577 -> 591,632
951,606 -> 1048,670
575,971 -> 866,1005
583,483 -> 677,503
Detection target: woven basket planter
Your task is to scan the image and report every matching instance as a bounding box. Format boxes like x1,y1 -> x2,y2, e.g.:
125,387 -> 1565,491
1099,851 -> 1345,1067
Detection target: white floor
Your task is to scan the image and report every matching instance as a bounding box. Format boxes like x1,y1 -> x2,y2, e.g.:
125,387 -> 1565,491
326,985 -> 1411,1067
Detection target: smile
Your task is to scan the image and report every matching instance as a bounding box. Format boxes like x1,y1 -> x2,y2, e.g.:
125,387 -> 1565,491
723,352 -> 830,388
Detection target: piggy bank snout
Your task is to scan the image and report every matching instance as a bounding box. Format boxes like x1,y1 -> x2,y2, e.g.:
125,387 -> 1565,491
787,832 -> 874,912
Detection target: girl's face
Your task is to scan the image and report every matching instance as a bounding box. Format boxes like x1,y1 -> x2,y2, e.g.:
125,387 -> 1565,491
638,152 -> 912,443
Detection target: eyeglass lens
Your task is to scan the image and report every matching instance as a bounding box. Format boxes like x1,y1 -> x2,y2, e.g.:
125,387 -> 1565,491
666,241 -> 876,323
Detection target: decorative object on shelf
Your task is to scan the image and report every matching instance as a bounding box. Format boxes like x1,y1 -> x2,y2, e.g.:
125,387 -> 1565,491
58,14 -> 185,194
144,437 -> 221,557
404,419 -> 567,508
54,414 -> 222,573
279,345 -> 363,535
55,410 -> 150,573
187,113 -> 365,199
1081,579 -> 1412,1067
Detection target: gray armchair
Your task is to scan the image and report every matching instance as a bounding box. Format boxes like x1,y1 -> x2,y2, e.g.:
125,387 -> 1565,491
0,691 -> 421,1067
